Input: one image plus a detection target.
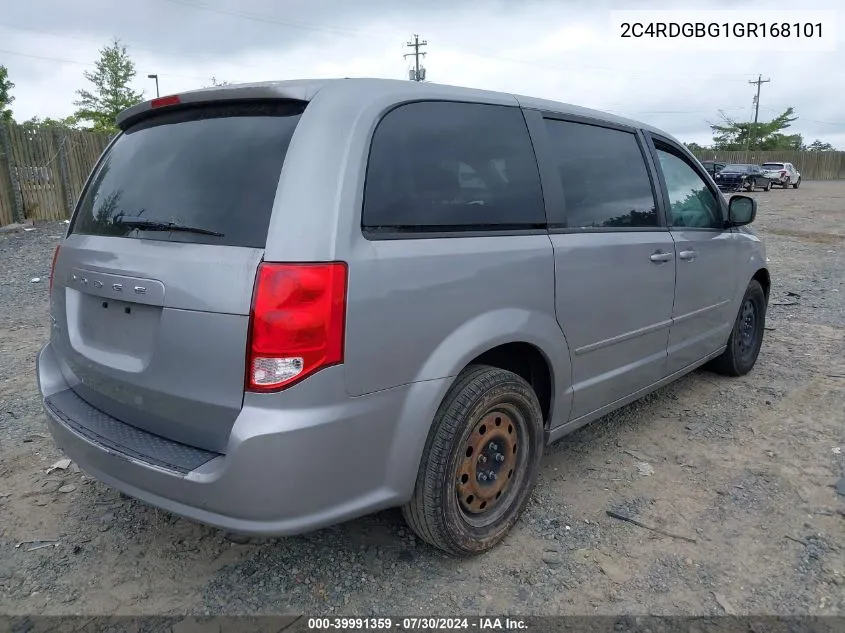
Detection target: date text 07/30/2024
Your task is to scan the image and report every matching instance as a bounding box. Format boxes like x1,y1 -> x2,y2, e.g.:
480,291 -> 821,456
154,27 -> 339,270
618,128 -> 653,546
307,618 -> 529,630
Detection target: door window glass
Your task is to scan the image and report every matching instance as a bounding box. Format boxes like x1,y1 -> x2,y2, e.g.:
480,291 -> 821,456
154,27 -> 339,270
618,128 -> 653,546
544,119 -> 658,229
656,148 -> 722,229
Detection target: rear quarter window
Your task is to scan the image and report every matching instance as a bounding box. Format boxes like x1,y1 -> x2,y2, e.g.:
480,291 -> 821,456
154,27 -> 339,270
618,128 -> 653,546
71,101 -> 305,248
362,101 -> 545,234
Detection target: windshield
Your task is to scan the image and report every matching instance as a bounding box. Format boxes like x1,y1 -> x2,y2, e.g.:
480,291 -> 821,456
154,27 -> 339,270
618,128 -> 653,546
723,164 -> 752,172
71,101 -> 305,248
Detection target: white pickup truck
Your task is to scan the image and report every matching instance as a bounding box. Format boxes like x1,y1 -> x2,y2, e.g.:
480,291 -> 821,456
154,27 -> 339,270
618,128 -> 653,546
761,162 -> 801,188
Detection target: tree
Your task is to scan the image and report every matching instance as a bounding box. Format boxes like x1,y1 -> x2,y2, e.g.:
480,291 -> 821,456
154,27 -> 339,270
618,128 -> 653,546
74,39 -> 144,133
21,115 -> 79,131
0,65 -> 14,121
16,116 -> 79,143
710,107 -> 801,151
685,142 -> 707,153
805,139 -> 835,152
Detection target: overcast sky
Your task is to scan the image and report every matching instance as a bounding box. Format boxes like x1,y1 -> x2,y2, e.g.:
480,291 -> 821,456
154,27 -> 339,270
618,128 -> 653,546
1,0 -> 843,147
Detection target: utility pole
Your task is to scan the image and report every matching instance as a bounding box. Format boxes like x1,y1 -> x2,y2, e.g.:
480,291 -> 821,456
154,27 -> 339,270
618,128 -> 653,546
404,34 -> 428,82
746,74 -> 770,158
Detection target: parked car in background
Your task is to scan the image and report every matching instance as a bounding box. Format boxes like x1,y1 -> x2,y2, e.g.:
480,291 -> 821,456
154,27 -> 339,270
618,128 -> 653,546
761,162 -> 801,188
37,78 -> 770,556
700,160 -> 726,178
715,164 -> 772,192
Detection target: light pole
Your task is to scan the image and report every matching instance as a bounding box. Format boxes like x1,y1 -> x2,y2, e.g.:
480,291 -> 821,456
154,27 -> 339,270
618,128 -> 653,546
147,74 -> 159,98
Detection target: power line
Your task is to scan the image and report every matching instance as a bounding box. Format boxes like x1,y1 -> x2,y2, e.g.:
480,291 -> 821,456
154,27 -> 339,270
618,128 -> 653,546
159,0 -> 386,38
0,47 -> 92,67
757,107 -> 845,126
0,21 -> 266,71
0,47 -> 210,82
404,34 -> 427,82
623,107 -> 754,115
795,119 -> 845,126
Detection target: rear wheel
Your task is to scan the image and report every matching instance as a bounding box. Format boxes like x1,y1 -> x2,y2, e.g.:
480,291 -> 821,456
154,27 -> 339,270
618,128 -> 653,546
402,365 -> 544,556
793,177 -> 801,189
708,280 -> 766,376
763,180 -> 771,191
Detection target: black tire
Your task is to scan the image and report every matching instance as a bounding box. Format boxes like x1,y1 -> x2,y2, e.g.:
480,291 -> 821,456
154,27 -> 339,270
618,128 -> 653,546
708,280 -> 766,376
793,178 -> 801,189
402,365 -> 544,556
763,180 -> 771,191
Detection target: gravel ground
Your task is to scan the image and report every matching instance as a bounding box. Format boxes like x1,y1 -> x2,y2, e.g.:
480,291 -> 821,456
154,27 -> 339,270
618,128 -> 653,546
0,182 -> 843,617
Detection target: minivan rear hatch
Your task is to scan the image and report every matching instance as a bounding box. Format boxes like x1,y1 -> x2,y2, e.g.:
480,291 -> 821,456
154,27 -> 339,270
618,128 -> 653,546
50,99 -> 305,453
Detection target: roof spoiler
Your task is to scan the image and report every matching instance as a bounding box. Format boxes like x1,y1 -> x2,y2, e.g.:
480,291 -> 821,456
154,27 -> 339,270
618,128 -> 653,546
116,81 -> 322,130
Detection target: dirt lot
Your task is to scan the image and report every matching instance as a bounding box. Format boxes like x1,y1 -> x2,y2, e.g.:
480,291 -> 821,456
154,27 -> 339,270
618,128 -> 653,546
1,182 -> 843,617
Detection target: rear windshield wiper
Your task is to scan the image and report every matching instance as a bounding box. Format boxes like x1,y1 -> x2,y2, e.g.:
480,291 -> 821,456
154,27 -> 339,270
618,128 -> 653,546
115,218 -> 224,237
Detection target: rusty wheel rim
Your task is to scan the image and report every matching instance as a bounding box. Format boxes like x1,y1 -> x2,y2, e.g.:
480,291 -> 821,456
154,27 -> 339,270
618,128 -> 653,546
456,410 -> 520,518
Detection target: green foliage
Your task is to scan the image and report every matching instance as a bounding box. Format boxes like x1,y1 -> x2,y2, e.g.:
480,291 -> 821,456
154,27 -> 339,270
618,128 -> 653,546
805,139 -> 835,152
0,65 -> 15,121
710,107 -> 802,151
16,116 -> 79,142
685,142 -> 708,153
74,38 -> 144,133
21,115 -> 80,131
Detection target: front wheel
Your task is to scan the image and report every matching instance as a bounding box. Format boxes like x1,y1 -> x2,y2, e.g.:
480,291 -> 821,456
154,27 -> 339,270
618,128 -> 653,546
708,280 -> 766,376
763,180 -> 771,191
402,365 -> 544,556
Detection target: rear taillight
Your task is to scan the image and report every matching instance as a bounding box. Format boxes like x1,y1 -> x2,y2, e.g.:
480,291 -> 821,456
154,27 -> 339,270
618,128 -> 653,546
246,262 -> 347,392
49,245 -> 60,294
781,171 -> 787,177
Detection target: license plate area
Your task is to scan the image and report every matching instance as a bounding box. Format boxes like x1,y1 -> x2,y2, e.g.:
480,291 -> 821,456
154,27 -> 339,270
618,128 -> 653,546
66,290 -> 161,372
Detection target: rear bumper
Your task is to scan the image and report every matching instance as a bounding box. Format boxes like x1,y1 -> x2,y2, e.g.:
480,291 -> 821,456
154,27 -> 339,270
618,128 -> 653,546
37,342 -> 449,536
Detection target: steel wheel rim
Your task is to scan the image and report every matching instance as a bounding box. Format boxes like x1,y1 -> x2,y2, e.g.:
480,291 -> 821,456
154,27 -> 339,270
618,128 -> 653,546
737,298 -> 757,359
455,406 -> 527,527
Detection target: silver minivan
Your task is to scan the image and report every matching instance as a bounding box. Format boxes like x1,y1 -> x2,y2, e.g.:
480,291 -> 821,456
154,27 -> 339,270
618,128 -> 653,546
37,79 -> 769,556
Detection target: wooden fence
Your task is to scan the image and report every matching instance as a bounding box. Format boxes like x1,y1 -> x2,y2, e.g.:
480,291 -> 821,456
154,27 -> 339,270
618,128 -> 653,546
691,149 -> 845,180
0,122 -> 113,227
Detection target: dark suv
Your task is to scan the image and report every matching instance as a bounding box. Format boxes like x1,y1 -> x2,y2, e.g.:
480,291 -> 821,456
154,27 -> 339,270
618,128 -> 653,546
700,160 -> 726,178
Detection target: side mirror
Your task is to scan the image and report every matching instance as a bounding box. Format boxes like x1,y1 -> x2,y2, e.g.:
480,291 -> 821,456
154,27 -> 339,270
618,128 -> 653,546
727,195 -> 756,226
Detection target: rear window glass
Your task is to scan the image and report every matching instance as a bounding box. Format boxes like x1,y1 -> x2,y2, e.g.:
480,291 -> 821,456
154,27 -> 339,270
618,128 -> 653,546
362,101 -> 545,233
762,163 -> 784,169
71,101 -> 305,248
